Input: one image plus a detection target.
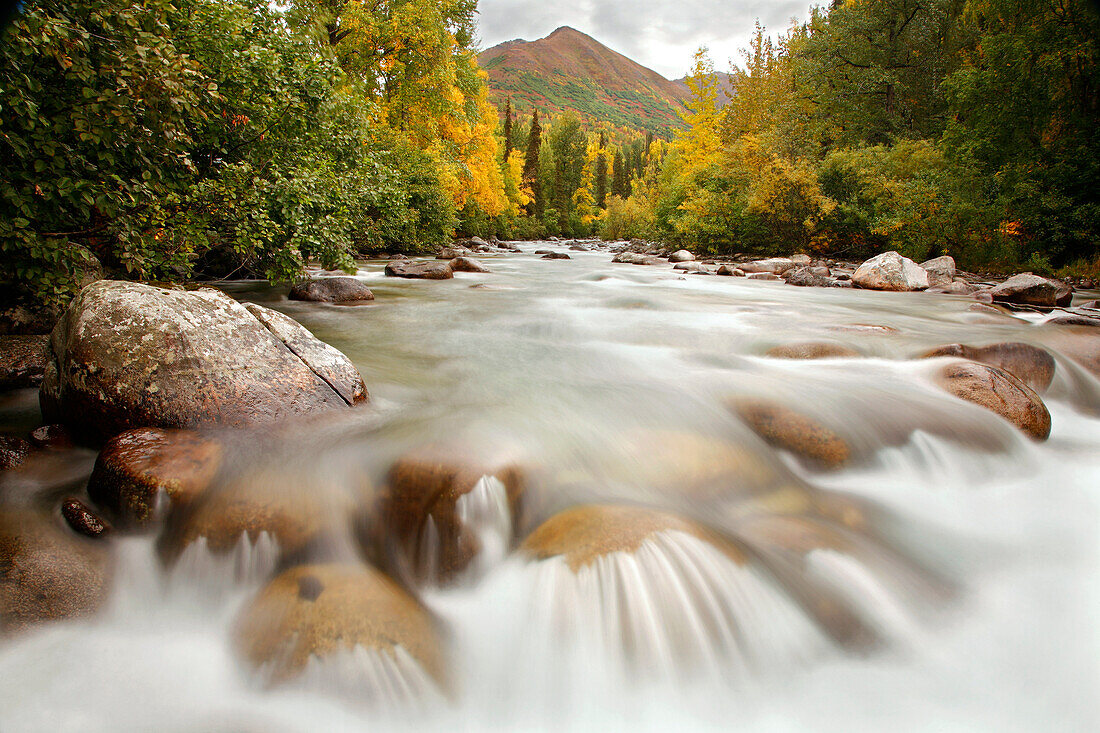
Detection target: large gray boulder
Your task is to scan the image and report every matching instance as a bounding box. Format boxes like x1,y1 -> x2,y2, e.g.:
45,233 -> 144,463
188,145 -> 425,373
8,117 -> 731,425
668,249 -> 695,263
40,281 -> 368,443
385,260 -> 454,279
987,273 -> 1072,308
852,251 -> 930,291
920,256 -> 956,287
740,258 -> 795,275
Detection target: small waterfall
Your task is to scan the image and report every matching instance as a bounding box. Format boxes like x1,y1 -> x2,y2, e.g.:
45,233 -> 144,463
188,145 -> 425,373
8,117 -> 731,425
454,474 -> 513,580
168,532 -> 281,599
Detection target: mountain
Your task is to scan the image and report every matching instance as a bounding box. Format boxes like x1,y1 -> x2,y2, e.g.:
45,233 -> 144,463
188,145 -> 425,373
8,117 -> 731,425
672,72 -> 736,110
478,26 -> 690,135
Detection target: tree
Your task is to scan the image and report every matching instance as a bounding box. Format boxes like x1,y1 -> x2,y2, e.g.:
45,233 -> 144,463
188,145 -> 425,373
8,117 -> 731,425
546,114 -> 587,230
522,108 -> 543,216
594,132 -> 609,208
503,97 -> 513,158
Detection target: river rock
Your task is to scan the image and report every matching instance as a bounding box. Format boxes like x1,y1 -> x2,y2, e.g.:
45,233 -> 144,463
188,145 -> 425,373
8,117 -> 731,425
29,424 -> 73,450
385,260 -> 454,279
449,257 -> 491,273
729,398 -> 851,469
785,266 -> 831,287
87,428 -> 223,525
158,465 -> 362,566
1046,312 -> 1100,328
746,272 -> 782,281
920,256 -> 956,287
741,258 -> 795,275
234,564 -> 444,690
0,509 -> 111,633
921,342 -> 1056,393
39,281 -> 367,443
288,278 -> 374,304
61,498 -> 110,538
673,261 -> 705,272
927,281 -> 978,295
716,265 -> 745,277
0,436 -> 31,470
987,273 -> 1072,308
668,250 -> 695,263
765,342 -> 861,359
368,443 -> 525,584
520,504 -> 743,571
0,335 -> 49,390
932,361 -> 1051,440
541,252 -> 571,260
791,254 -> 812,266
852,251 -> 930,291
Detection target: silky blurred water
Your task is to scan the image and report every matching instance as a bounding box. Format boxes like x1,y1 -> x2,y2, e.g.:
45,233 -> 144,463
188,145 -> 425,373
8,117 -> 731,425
1,243 -> 1098,732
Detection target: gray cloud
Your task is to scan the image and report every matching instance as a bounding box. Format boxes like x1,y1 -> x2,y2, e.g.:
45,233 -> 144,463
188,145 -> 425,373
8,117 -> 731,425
477,0 -> 812,78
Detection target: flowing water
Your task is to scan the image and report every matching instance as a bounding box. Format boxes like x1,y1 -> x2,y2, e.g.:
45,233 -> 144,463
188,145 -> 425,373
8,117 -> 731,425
1,243 -> 1098,731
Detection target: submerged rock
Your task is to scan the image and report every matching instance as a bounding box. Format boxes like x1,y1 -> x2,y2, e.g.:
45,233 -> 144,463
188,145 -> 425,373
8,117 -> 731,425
520,504 -> 743,571
0,509 -> 111,634
852,251 -> 930,291
368,443 -> 525,585
40,281 -> 367,443
0,436 -> 31,471
0,335 -> 49,390
87,428 -> 223,525
384,261 -> 454,279
932,361 -> 1051,440
288,277 -> 374,304
541,252 -> 571,260
987,273 -> 1072,308
765,342 -> 861,359
234,564 -> 445,692
448,257 -> 491,273
921,342 -> 1056,393
729,398 -> 851,469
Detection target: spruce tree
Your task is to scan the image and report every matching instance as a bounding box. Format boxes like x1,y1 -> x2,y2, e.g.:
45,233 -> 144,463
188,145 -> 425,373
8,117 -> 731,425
522,109 -> 542,216
594,131 -> 608,208
612,150 -> 625,198
503,98 -> 513,158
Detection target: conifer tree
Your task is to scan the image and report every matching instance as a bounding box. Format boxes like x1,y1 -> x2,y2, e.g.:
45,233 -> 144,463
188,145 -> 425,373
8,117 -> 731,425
522,109 -> 542,216
594,131 -> 608,208
503,98 -> 513,158
612,150 -> 626,198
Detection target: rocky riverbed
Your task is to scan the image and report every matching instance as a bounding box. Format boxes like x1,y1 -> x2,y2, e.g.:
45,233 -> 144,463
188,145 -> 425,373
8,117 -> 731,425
1,241 -> 1098,731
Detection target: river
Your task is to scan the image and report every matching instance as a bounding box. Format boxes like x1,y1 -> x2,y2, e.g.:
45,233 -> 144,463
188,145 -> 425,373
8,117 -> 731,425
1,242 -> 1098,731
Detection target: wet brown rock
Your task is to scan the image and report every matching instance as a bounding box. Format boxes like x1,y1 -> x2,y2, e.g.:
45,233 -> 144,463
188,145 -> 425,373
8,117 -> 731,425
0,436 -> 31,471
541,252 -> 571,260
87,428 -> 223,525
932,361 -> 1051,440
1046,313 -> 1100,328
521,504 -> 744,572
784,266 -> 831,287
234,563 -> 444,688
921,342 -> 1056,393
0,335 -> 49,390
729,398 -> 851,469
288,278 -> 374,304
746,272 -> 782,281
1037,327 -> 1100,379
987,273 -> 1072,308
159,466 -> 360,565
371,444 -> 525,584
384,261 -> 454,279
0,509 -> 111,633
61,499 -> 110,538
448,257 -> 491,273
40,281 -> 367,443
716,265 -> 744,277
766,342 -> 861,360
29,424 -> 73,450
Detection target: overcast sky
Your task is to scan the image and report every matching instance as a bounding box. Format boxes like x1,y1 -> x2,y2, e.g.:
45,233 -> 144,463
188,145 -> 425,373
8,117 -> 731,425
476,0 -> 815,79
